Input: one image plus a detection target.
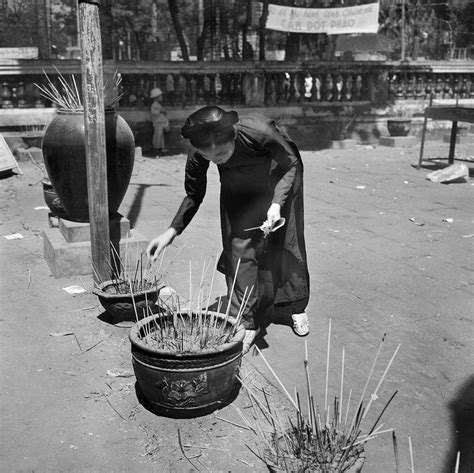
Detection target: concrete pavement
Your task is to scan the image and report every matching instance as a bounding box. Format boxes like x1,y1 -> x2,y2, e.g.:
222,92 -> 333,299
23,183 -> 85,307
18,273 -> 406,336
1,136 -> 473,472
127,139 -> 474,472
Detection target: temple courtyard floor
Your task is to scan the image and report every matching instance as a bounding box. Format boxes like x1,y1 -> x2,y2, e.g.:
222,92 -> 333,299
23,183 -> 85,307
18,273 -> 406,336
1,137 -> 473,472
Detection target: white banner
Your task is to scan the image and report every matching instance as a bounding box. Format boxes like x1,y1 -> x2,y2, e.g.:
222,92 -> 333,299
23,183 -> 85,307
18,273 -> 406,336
266,2 -> 380,35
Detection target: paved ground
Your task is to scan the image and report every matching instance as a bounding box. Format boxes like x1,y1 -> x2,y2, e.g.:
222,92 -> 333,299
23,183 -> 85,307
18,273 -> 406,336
0,137 -> 473,472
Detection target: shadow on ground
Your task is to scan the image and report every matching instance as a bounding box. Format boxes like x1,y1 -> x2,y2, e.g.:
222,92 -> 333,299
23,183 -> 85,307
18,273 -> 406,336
443,375 -> 474,473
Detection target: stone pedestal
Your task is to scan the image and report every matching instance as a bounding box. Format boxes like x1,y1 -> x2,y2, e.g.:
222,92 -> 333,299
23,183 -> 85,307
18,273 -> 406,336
42,214 -> 149,278
379,136 -> 418,148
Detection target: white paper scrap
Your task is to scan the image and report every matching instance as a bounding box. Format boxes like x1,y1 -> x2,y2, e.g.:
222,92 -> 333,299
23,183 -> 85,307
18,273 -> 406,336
63,285 -> 87,295
34,206 -> 50,210
4,233 -> 24,240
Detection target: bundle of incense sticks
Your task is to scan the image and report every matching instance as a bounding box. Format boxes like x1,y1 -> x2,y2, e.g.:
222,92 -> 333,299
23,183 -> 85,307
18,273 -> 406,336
236,320 -> 400,472
92,242 -> 166,295
132,256 -> 251,352
35,67 -> 122,110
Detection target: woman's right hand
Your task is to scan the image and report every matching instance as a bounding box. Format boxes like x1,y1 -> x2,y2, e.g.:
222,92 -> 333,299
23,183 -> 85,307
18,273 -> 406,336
146,228 -> 177,265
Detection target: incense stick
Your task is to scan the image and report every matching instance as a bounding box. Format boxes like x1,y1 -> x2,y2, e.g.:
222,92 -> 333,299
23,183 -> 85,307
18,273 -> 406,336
408,436 -> 415,473
224,258 -> 241,321
363,344 -> 400,419
254,346 -> 298,410
324,318 -> 332,424
454,451 -> 460,473
339,346 -> 345,427
348,333 -> 386,434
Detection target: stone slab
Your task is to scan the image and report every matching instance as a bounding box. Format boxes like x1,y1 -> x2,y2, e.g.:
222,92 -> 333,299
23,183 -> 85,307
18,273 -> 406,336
59,214 -> 130,243
16,146 -> 44,164
42,227 -> 149,278
379,135 -> 418,147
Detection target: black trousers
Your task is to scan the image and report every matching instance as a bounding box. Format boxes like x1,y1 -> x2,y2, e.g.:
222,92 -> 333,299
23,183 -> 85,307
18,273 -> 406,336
225,234 -> 308,329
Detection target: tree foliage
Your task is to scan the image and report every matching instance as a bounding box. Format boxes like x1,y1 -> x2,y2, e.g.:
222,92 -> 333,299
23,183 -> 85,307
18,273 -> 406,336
0,0 -> 472,61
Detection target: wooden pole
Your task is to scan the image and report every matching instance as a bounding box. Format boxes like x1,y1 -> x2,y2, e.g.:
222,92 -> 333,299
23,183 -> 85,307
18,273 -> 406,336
78,0 -> 110,284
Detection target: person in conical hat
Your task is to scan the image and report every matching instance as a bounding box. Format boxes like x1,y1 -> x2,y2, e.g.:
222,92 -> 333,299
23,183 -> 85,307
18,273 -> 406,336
149,87 -> 169,154
146,106 -> 310,353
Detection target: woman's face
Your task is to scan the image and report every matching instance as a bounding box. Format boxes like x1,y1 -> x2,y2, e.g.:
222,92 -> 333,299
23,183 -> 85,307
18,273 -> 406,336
197,140 -> 235,165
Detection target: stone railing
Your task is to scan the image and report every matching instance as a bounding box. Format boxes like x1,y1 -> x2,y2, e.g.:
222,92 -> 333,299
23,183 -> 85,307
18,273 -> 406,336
1,59 -> 473,112
1,59 -> 473,148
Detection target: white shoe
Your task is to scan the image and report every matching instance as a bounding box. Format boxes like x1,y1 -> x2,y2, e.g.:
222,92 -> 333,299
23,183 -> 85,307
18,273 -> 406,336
291,312 -> 309,336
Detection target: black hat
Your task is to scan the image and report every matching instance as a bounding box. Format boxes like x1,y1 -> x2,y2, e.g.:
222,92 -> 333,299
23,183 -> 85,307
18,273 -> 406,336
181,106 -> 238,148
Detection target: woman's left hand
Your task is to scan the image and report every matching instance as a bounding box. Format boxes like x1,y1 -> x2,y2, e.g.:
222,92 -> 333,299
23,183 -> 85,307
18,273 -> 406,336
266,203 -> 281,226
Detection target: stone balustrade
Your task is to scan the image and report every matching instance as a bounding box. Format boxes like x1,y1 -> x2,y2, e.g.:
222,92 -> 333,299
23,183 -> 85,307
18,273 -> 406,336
1,59 -> 473,148
1,60 -> 472,112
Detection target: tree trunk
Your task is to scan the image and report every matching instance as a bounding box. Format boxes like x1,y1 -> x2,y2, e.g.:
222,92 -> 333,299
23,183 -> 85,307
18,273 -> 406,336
285,33 -> 300,60
168,0 -> 190,61
36,0 -> 51,59
241,0 -> 251,59
259,0 -> 269,61
99,0 -> 114,60
197,0 -> 212,60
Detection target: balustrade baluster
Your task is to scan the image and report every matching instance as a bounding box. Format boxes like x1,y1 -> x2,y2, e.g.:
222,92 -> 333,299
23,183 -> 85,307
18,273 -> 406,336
126,76 -> 138,106
434,76 -> 443,99
215,73 -> 222,104
324,74 -> 334,102
354,74 -> 363,101
234,73 -> 243,105
33,84 -> 45,108
196,75 -> 204,104
466,74 -> 474,98
266,73 -> 277,105
209,74 -> 217,104
189,75 -> 197,105
166,74 -> 175,106
282,72 -> 291,103
17,81 -> 27,108
313,75 -> 321,102
395,76 -> 404,98
177,74 -> 187,106
414,75 -> 424,99
344,74 -> 353,102
1,82 -> 13,108
443,75 -> 452,99
453,75 -> 460,99
203,74 -> 212,103
387,75 -> 396,101
136,78 -> 146,107
406,75 -> 415,99
220,74 -> 229,104
303,73 -> 313,102
335,74 -> 343,102
293,73 -> 302,102
425,76 -> 432,99
459,76 -> 466,98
